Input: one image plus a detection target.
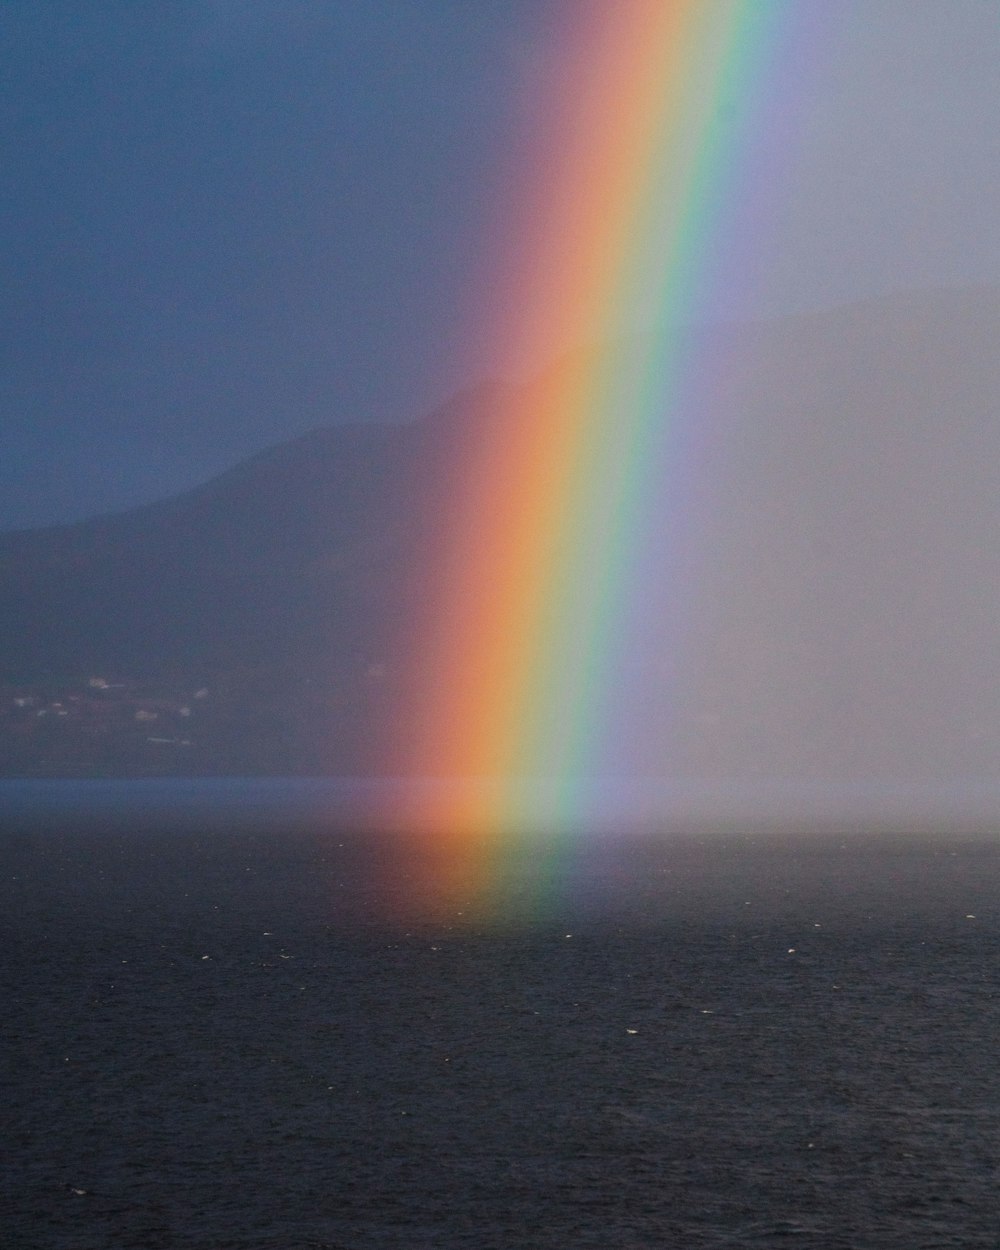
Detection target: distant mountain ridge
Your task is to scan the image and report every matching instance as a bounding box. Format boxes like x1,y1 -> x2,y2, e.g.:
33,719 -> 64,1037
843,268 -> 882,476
3,287 -> 1000,779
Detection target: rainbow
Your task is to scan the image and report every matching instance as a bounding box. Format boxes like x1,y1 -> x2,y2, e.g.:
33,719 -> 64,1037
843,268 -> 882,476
387,2 -> 811,915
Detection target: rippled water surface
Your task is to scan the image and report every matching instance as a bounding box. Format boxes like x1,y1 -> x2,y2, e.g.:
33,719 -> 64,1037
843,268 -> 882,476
3,816 -> 999,1248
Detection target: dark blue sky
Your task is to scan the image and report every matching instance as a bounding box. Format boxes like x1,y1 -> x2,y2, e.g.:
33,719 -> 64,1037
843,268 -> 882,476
3,1 -> 999,529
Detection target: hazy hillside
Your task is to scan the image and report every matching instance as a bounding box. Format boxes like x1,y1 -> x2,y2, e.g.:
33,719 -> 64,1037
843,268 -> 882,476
2,288 -> 999,779
679,287 -> 1000,781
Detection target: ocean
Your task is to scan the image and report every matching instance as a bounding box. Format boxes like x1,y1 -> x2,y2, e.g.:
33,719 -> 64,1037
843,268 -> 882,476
3,782 -> 999,1248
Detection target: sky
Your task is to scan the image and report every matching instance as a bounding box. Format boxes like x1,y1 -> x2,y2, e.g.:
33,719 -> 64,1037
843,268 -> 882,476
2,0 -> 999,531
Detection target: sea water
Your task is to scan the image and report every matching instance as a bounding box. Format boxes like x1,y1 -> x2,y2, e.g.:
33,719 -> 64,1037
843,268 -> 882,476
2,780 -> 999,1248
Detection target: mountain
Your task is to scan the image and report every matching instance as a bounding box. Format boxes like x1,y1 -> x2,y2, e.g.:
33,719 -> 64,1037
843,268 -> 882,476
679,286 -> 1000,782
2,287 -> 1000,779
